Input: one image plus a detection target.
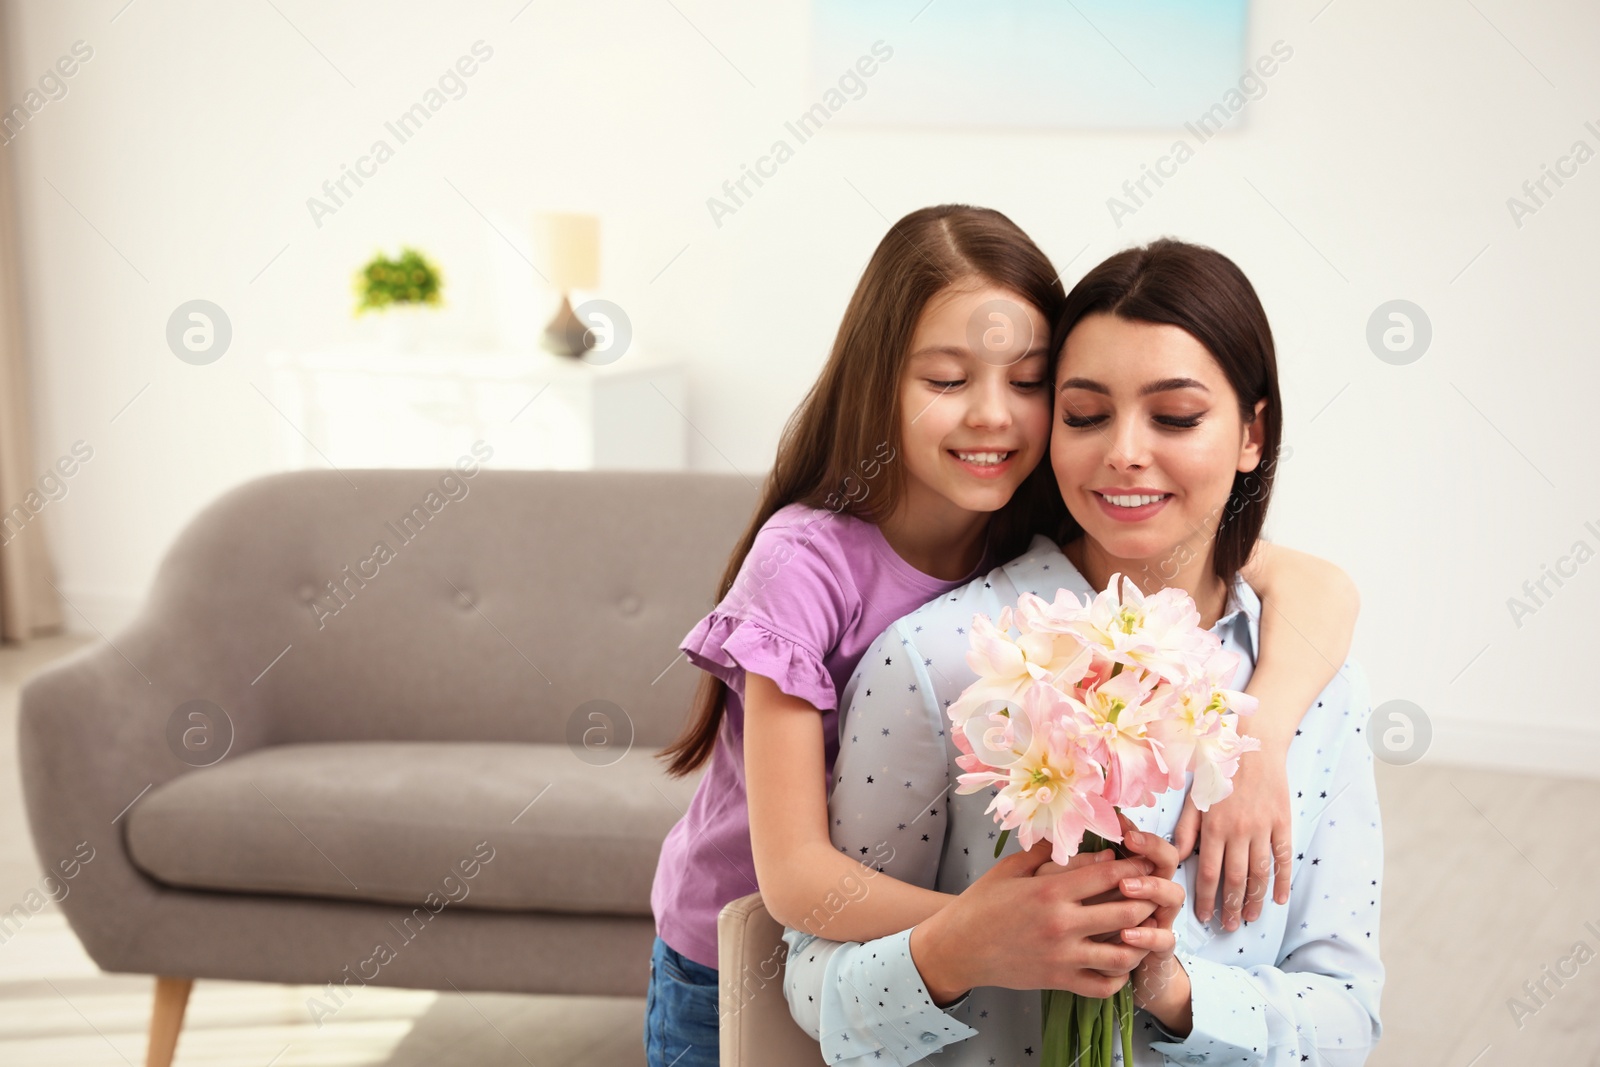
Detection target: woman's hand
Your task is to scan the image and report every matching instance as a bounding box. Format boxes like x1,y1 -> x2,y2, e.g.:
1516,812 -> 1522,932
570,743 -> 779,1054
1170,742 -> 1292,930
1122,872 -> 1191,1035
1039,811 -> 1181,973
1105,811 -> 1192,1034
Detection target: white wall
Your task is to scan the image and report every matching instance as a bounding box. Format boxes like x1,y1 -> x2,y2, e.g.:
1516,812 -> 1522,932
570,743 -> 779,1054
5,0 -> 1597,774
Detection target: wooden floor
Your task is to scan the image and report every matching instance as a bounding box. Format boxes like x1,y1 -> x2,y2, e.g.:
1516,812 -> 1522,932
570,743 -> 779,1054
3,633 -> 1597,1066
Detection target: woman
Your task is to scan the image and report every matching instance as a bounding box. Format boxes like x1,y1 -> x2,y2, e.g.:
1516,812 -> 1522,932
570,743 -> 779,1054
780,238 -> 1385,1065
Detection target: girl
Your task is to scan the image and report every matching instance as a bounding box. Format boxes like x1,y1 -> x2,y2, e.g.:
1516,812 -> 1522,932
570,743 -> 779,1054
645,207 -> 1358,1067
780,236 -> 1382,1064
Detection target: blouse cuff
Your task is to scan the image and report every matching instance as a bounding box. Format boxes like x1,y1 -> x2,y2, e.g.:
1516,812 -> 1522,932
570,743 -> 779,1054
680,610 -> 837,711
817,927 -> 981,1066
1146,951 -> 1270,1065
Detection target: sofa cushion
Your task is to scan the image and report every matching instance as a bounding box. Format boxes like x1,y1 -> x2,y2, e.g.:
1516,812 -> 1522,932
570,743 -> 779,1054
125,741 -> 701,916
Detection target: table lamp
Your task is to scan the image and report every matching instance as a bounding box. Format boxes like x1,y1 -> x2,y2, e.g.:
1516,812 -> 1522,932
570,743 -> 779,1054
533,212 -> 600,358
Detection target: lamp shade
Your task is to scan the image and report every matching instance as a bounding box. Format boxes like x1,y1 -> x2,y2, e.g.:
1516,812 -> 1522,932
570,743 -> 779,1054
533,212 -> 599,290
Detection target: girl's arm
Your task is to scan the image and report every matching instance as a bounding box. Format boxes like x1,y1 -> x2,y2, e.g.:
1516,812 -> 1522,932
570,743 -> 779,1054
1237,541 -> 1361,748
1172,540 -> 1360,930
744,671 -> 956,943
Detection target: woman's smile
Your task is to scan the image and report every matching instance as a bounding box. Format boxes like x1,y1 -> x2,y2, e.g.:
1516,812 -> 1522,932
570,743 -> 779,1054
1091,488 -> 1174,522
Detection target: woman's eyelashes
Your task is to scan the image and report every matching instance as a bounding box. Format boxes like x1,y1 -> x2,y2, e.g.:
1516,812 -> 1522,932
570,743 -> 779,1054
1060,411 -> 1206,429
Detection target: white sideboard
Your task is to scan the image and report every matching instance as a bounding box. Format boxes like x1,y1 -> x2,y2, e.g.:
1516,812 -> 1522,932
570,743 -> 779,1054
263,346 -> 688,471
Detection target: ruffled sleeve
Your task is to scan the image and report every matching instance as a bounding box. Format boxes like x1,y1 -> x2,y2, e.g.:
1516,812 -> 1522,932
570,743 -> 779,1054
679,506 -> 855,711
680,610 -> 838,711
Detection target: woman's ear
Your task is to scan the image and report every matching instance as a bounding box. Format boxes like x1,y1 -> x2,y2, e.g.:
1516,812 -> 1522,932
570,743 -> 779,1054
1236,398 -> 1268,473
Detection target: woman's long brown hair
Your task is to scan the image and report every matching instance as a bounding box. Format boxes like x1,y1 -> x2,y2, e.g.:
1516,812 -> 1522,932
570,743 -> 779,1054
657,204 -> 1070,778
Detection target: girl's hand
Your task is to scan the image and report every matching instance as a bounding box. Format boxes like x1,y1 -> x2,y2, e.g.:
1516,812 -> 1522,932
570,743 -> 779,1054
1171,742 -> 1292,930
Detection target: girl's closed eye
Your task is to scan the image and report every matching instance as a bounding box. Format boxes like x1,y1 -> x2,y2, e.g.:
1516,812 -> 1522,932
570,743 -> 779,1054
928,378 -> 1050,391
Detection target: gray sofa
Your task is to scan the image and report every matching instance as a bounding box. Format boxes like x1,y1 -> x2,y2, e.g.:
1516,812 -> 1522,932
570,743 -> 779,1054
18,467 -> 759,1066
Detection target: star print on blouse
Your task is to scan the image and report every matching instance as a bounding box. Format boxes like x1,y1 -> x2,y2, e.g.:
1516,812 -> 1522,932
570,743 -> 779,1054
781,538 -> 1384,1066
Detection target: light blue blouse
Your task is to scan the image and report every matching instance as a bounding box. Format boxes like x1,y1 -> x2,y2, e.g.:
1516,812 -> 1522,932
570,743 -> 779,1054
781,536 -> 1385,1065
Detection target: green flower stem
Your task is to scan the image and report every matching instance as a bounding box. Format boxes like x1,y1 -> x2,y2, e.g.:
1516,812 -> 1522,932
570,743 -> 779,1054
1060,989 -> 1074,1067
1075,991 -> 1096,1064
1121,984 -> 1136,1066
1100,992 -> 1114,1063
1041,817 -> 1137,1066
1042,989 -> 1070,1066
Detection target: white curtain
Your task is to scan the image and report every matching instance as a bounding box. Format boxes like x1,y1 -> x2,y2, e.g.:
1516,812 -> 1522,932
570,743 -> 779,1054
0,1 -> 63,642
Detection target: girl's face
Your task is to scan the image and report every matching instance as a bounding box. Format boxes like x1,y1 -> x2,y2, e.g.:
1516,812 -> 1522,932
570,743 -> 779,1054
896,283 -> 1052,520
1051,312 -> 1265,570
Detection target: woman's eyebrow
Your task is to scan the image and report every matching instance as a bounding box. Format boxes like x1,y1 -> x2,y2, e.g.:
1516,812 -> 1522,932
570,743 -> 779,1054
1058,376 -> 1210,396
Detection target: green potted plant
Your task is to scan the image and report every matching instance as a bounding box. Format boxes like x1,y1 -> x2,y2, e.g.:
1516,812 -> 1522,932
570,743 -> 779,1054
353,247 -> 443,351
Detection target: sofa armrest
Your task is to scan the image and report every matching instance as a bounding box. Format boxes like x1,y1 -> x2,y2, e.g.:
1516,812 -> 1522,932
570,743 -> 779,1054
17,616 -> 273,969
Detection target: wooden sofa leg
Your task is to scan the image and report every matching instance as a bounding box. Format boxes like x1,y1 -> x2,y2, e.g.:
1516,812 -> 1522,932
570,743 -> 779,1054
146,976 -> 193,1067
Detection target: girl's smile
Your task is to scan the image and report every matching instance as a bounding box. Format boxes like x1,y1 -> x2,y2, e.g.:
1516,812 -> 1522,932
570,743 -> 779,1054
948,448 -> 1022,480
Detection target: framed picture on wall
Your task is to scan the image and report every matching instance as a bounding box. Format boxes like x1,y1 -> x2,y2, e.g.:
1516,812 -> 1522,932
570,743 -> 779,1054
810,0 -> 1253,131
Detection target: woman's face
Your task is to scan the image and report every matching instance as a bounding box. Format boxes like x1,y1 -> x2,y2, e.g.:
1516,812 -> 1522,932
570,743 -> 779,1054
896,283 -> 1052,518
1051,312 -> 1265,570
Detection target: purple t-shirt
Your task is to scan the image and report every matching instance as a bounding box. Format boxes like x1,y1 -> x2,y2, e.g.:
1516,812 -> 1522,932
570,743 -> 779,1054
650,502 -> 991,969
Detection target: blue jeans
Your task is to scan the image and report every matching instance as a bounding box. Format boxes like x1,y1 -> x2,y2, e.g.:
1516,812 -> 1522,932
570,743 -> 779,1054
644,935 -> 721,1067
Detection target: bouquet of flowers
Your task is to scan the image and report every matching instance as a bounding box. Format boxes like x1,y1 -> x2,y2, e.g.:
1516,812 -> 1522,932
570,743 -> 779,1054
948,574 -> 1260,1067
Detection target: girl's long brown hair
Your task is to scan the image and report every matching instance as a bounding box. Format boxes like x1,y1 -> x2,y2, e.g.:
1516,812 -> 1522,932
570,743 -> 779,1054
658,204 -> 1070,777
1050,238 -> 1283,589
